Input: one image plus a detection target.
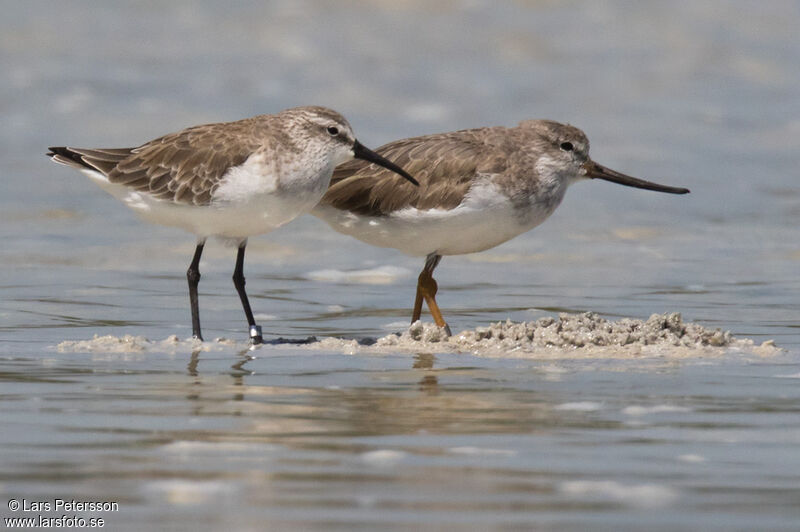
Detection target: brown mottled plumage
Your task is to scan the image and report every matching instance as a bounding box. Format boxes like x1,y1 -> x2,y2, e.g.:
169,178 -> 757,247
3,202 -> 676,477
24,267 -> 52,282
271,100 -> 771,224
323,126 -> 512,215
47,106 -> 418,344
49,110 -> 346,206
315,119 -> 690,335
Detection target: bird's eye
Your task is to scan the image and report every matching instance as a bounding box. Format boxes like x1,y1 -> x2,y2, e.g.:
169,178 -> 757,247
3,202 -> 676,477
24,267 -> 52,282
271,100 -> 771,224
560,142 -> 574,152
326,126 -> 339,136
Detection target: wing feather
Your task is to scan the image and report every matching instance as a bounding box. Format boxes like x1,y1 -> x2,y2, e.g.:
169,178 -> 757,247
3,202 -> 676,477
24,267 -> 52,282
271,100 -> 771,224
322,127 -> 508,216
49,118 -> 265,206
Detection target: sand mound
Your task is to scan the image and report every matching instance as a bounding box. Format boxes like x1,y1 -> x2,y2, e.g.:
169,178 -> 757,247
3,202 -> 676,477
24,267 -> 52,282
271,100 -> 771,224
56,312 -> 778,358
56,334 -> 237,353
317,312 -> 778,359
392,312 -> 733,348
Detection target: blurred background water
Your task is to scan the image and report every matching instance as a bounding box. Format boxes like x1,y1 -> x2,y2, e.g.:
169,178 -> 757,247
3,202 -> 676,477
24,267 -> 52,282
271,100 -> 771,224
1,1 -> 799,530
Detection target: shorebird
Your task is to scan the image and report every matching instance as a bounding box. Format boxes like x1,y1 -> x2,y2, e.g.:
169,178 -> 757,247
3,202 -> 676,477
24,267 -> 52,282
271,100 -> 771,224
313,119 -> 689,335
48,106 -> 418,344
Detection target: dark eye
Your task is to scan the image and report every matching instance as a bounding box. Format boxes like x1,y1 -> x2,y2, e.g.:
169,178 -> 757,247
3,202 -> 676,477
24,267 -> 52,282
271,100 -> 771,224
327,126 -> 339,136
560,141 -> 574,152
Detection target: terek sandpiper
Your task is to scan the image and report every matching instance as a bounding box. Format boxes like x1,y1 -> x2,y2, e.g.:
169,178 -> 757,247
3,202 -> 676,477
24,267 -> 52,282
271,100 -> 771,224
313,119 -> 689,335
48,106 -> 417,344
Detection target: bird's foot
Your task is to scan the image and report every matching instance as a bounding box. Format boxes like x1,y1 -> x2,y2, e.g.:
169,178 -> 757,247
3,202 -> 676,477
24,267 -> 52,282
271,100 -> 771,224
249,325 -> 263,345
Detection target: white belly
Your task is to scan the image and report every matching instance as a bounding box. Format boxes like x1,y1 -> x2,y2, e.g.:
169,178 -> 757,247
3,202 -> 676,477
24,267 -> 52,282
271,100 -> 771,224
81,167 -> 329,239
313,180 -> 566,257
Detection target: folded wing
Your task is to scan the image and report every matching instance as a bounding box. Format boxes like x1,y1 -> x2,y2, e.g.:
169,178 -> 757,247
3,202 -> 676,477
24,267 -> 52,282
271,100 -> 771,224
323,127 -> 508,216
48,120 -> 262,206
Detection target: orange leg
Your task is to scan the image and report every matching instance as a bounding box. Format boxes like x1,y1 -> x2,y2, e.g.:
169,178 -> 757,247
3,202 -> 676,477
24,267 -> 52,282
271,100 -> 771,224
412,283 -> 424,323
410,254 -> 451,336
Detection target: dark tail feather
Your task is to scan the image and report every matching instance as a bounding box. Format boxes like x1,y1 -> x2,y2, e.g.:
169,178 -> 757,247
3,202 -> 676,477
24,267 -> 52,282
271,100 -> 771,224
47,146 -> 133,175
48,146 -> 90,168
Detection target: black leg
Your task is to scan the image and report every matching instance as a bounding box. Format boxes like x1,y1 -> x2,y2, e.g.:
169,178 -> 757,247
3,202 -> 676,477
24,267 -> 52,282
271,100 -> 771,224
232,242 -> 263,345
187,241 -> 205,341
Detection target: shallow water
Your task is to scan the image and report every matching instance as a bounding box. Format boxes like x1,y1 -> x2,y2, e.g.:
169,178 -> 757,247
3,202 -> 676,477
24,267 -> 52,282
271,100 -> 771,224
3,343 -> 800,531
1,1 -> 799,530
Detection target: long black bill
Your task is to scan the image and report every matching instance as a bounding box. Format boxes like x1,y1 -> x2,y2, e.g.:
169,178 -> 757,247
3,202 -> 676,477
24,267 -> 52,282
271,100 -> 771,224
585,161 -> 689,194
353,140 -> 419,186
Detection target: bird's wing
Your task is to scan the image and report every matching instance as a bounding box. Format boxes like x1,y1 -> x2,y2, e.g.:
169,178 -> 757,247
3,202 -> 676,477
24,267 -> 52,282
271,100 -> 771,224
48,119 -> 263,206
322,127 -> 509,216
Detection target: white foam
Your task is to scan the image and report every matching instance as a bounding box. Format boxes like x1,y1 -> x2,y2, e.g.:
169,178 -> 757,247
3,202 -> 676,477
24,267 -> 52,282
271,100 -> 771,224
448,446 -> 517,456
555,401 -> 603,412
305,265 -> 411,285
559,480 -> 678,508
774,372 -> 800,378
677,454 -> 707,463
360,449 -> 407,467
145,480 -> 237,506
622,405 -> 691,416
161,441 -> 278,455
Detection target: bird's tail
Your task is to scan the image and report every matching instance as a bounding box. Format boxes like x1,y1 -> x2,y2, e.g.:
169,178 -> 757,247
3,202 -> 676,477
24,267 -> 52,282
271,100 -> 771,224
47,146 -> 133,175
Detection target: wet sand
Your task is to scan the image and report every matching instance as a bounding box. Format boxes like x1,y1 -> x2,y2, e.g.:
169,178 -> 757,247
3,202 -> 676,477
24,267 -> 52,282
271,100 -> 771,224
58,312 -> 779,360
